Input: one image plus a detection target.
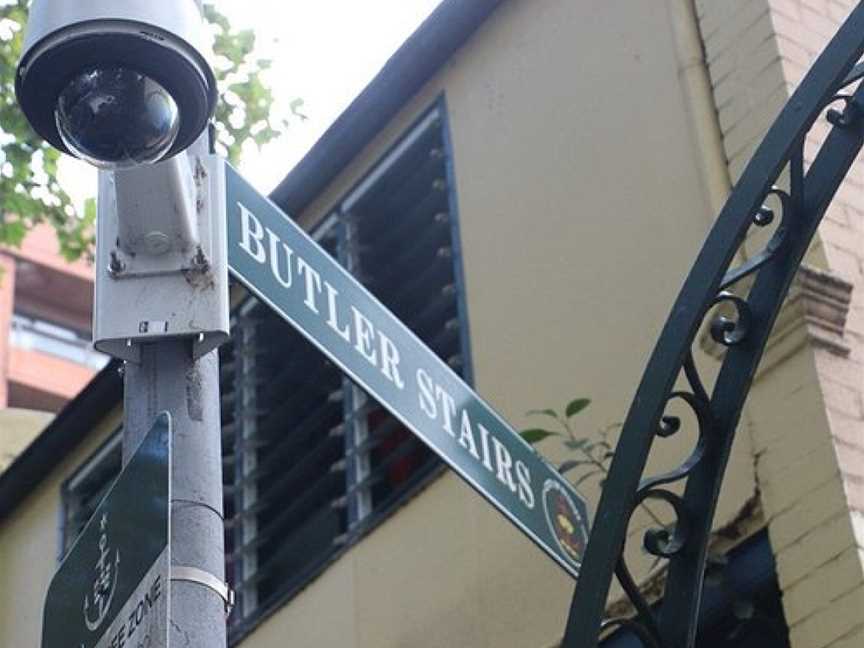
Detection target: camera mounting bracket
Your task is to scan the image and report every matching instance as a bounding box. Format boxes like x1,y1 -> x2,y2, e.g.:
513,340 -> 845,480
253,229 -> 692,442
93,149 -> 229,362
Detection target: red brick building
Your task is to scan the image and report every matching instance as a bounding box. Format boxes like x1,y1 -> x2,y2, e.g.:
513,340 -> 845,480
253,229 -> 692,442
0,224 -> 104,414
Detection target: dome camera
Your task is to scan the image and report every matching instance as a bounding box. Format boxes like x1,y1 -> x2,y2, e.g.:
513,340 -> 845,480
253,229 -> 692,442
16,0 -> 217,168
56,66 -> 181,169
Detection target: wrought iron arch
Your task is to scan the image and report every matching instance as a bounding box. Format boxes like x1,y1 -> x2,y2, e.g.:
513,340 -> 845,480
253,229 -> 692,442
563,4 -> 864,647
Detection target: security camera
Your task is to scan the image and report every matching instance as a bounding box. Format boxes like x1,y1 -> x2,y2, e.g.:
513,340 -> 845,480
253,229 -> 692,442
15,0 -> 228,358
16,0 -> 217,169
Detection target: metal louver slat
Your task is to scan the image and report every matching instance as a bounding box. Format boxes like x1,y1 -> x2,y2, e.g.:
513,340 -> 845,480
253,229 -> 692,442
371,208 -> 449,258
231,468 -> 345,558
238,505 -> 344,595
225,104 -> 469,638
250,434 -> 343,505
246,401 -> 343,483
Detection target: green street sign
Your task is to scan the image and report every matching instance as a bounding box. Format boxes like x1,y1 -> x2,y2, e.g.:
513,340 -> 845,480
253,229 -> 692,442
225,164 -> 590,579
42,414 -> 171,648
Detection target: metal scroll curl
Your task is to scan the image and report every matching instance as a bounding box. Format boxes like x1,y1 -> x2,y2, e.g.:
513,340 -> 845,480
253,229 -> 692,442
709,293 -> 752,347
602,370 -> 712,645
719,188 -> 791,292
563,5 -> 864,648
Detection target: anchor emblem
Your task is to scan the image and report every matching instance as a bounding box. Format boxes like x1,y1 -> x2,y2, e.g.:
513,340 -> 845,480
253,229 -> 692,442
83,513 -> 120,632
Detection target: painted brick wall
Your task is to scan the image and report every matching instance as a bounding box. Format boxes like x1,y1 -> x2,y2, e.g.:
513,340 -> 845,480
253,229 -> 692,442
0,253 -> 15,408
696,1 -> 864,646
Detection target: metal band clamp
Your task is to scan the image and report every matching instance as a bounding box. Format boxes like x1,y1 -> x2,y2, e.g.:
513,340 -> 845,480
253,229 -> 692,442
171,565 -> 235,617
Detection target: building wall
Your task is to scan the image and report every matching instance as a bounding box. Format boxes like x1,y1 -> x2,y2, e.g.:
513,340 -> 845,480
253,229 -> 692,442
0,409 -> 119,647
697,1 -> 864,646
0,409 -> 53,473
0,252 -> 14,408
2,1 -> 862,648
1,223 -> 96,414
279,0 -> 758,645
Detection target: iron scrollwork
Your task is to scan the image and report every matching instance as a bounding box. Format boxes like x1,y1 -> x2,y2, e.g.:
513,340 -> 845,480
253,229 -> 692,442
563,5 -> 864,648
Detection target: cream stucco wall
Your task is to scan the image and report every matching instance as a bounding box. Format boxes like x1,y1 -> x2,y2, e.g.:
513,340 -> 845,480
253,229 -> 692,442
7,0 -> 849,646
0,409 -> 54,473
0,409 -> 120,647
269,0 -> 758,645
697,1 -> 864,646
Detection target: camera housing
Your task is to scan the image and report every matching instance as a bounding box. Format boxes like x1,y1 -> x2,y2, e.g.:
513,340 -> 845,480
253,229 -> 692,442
55,66 -> 182,169
16,0 -> 217,167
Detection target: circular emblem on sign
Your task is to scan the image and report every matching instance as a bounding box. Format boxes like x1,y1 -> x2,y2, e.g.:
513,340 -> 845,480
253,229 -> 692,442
84,513 -> 120,632
542,479 -> 588,568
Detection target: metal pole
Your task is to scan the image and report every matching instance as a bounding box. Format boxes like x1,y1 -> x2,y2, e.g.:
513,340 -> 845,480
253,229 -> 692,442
122,339 -> 227,648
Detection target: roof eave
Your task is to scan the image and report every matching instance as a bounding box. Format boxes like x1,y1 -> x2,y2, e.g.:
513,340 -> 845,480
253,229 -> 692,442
0,361 -> 122,523
270,0 -> 502,215
0,0 -> 504,526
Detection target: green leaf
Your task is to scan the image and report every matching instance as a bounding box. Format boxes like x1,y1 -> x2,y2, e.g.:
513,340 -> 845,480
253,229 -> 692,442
0,0 -> 295,254
84,197 -> 96,221
565,398 -> 591,418
519,429 -> 560,445
289,97 -> 309,120
564,438 -> 590,450
0,219 -> 27,246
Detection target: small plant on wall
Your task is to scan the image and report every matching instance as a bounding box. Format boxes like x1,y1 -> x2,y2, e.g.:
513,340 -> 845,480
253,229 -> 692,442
520,398 -> 616,488
520,398 -> 667,531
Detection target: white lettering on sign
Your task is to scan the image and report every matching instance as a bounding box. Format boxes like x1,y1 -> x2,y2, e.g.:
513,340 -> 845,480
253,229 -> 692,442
235,202 -> 538,513
267,227 -> 295,289
84,514 -> 120,632
298,257 -> 323,314
415,368 -> 537,510
93,549 -> 169,648
105,575 -> 162,648
238,202 -> 266,264
325,283 -> 351,342
379,331 -> 405,389
237,203 -> 408,392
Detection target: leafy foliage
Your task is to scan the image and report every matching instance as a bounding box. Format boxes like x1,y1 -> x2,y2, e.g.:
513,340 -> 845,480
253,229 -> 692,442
520,398 -> 614,485
204,4 -> 306,166
520,428 -> 560,444
520,398 -> 666,529
0,1 -> 300,260
0,0 -> 89,261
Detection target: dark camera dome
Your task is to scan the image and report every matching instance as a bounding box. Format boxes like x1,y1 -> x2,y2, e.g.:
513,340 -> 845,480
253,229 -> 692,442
55,66 -> 180,169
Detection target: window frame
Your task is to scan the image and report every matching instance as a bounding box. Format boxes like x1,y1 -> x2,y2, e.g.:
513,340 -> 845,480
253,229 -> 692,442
227,96 -> 473,644
10,310 -> 109,371
57,96 -> 472,645
58,429 -> 122,561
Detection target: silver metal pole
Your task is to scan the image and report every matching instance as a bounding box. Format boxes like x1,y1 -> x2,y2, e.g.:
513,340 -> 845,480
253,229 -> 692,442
122,339 -> 227,648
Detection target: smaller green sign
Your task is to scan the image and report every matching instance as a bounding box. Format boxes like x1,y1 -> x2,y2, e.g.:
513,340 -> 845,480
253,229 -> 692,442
42,414 -> 171,648
225,164 -> 591,578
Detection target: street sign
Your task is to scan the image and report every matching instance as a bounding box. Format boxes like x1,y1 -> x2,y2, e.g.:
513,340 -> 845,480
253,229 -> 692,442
42,414 -> 171,648
225,164 -> 591,579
